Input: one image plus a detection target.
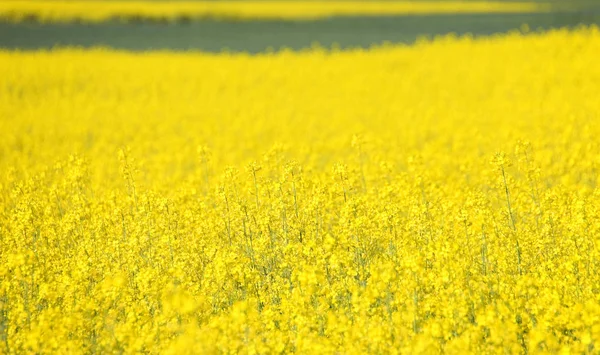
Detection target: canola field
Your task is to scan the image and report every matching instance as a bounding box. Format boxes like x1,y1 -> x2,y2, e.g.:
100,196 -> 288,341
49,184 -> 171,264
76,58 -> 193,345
1,25 -> 600,354
0,1 -> 550,23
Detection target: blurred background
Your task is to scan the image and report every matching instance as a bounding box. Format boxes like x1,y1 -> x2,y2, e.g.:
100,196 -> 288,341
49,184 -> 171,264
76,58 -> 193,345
1,0 -> 599,52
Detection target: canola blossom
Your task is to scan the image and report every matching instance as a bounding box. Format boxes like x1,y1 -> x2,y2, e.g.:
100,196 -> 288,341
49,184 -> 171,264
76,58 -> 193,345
0,1 -> 550,23
1,27 -> 600,353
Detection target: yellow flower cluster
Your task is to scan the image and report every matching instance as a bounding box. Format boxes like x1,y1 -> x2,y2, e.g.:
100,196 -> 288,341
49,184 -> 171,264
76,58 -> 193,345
1,27 -> 600,354
0,1 -> 549,23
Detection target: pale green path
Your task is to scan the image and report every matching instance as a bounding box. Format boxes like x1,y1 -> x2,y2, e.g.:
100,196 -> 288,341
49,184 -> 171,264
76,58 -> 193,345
0,0 -> 598,52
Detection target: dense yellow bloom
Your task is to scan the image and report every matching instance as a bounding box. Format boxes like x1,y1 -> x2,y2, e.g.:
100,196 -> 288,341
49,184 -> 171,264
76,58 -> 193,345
0,1 -> 550,23
1,26 -> 600,353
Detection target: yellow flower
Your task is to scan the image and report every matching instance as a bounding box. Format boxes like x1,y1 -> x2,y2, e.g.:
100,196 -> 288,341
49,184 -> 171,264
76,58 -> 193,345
1,26 -> 600,354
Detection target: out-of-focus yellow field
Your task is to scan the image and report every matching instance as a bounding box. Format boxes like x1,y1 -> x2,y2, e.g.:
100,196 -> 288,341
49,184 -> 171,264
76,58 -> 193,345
1,27 -> 600,354
0,0 -> 549,22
